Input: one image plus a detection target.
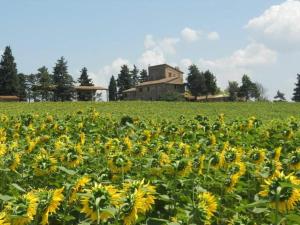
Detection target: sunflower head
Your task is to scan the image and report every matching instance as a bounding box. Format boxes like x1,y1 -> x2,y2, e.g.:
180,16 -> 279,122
259,172 -> 300,213
33,150 -> 57,176
108,153 -> 132,174
5,192 -> 38,225
81,184 -> 121,222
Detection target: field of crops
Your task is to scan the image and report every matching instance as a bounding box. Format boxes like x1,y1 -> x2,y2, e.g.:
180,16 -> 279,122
0,103 -> 300,225
1,101 -> 300,121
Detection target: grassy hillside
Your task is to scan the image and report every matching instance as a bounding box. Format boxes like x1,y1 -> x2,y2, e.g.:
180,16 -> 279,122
0,101 -> 299,121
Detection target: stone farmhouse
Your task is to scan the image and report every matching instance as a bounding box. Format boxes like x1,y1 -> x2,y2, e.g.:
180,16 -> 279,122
123,64 -> 185,100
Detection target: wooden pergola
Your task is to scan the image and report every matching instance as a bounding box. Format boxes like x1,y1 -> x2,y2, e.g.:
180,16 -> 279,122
74,86 -> 108,101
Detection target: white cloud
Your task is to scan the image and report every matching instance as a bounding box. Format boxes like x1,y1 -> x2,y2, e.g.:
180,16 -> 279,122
159,37 -> 180,55
138,48 -> 165,68
181,27 -> 200,42
90,57 -> 131,86
180,58 -> 193,70
197,43 -> 277,87
207,32 -> 220,41
144,35 -> 156,49
246,0 -> 300,50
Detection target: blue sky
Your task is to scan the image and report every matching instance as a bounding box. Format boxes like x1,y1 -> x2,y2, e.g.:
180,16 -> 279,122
1,0 -> 300,99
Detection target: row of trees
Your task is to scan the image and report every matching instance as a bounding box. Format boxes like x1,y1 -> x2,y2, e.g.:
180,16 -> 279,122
108,65 -> 149,101
0,46 -> 95,101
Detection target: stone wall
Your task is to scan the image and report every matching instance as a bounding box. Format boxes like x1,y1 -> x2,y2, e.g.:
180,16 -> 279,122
148,64 -> 183,81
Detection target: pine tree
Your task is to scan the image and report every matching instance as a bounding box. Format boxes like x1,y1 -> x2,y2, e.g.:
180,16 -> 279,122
203,70 -> 217,100
117,65 -> 132,100
139,69 -> 148,83
18,73 -> 27,101
186,64 -> 206,100
130,65 -> 139,86
77,67 -> 94,101
0,46 -> 19,96
53,57 -> 74,101
227,81 -> 239,101
292,74 -> 300,102
36,66 -> 53,101
108,75 -> 117,101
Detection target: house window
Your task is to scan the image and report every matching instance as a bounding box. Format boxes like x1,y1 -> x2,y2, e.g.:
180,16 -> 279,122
147,87 -> 150,92
168,72 -> 172,77
139,88 -> 143,92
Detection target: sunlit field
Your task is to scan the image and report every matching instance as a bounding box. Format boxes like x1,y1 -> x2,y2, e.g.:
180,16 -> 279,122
0,102 -> 299,224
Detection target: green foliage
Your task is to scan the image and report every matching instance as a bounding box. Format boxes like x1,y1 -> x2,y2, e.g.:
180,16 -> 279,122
0,46 -> 19,96
292,74 -> 300,102
36,66 -> 53,101
109,75 -> 118,101
117,65 -> 132,100
159,92 -> 185,101
77,67 -> 94,101
186,64 -> 206,99
139,69 -> 148,83
53,57 -> 74,101
238,75 -> 259,101
130,65 -> 139,86
227,81 -> 239,101
203,70 -> 217,97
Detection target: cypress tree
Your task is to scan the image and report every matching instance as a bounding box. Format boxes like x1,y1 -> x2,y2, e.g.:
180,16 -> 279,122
139,69 -> 148,83
0,46 -> 19,96
292,74 -> 300,102
77,67 -> 94,101
108,75 -> 117,101
53,57 -> 74,101
130,65 -> 139,86
37,66 -> 53,101
203,70 -> 217,100
117,65 -> 132,100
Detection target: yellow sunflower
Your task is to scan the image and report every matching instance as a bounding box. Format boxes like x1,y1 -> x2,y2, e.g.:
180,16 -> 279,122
259,171 -> 300,213
190,192 -> 218,225
225,173 -> 240,193
6,192 -> 38,225
2,152 -> 21,172
121,180 -> 156,225
69,176 -> 90,203
108,153 -> 132,174
288,149 -> 300,170
0,212 -> 10,225
33,150 -> 57,176
81,183 -> 121,223
38,188 -> 64,225
60,144 -> 83,168
198,192 -> 218,220
198,155 -> 206,175
249,148 -> 266,165
0,144 -> 7,156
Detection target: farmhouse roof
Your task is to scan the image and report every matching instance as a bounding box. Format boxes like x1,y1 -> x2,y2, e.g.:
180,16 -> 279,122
136,77 -> 183,87
0,96 -> 20,100
123,87 -> 136,93
74,85 -> 108,91
149,64 -> 183,74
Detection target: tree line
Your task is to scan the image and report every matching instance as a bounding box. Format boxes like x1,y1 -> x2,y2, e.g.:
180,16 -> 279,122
1,46 -> 300,102
0,46 -> 95,101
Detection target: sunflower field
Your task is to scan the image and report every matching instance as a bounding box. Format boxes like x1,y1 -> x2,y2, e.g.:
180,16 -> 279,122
0,108 -> 300,225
